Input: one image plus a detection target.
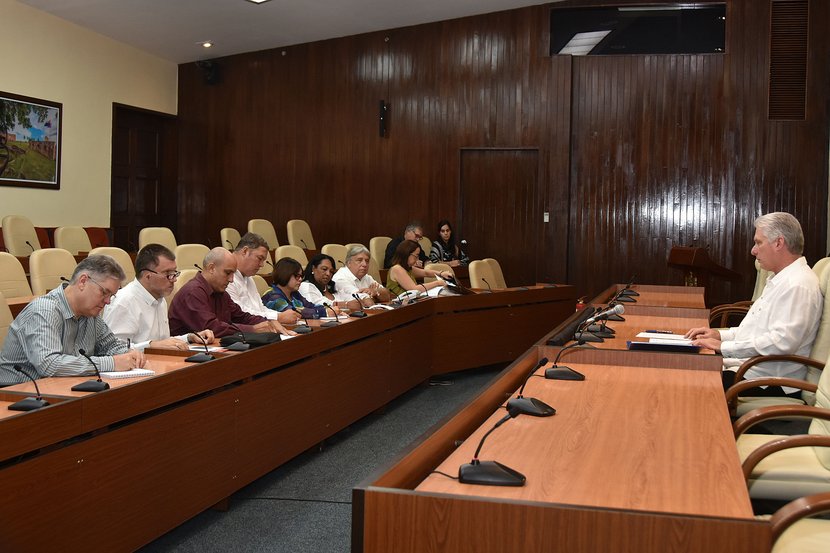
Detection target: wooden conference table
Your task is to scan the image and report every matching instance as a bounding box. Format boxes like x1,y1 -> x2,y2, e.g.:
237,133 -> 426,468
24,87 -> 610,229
353,284 -> 769,553
0,284 -> 574,552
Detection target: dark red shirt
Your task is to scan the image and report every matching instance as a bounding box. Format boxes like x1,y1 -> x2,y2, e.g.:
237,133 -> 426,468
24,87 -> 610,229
168,273 -> 267,337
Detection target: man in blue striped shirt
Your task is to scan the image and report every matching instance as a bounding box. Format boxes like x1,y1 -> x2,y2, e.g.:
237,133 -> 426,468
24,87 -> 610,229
0,255 -> 146,386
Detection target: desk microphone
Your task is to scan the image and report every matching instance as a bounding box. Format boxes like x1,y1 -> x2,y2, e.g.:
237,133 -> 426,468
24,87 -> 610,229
587,319 -> 616,339
350,293 -> 367,318
71,349 -> 111,392
458,404 -> 525,486
25,240 -> 35,253
337,259 -> 345,267
507,357 -> 556,416
8,365 -> 50,411
620,275 -> 639,297
226,322 -> 251,350
291,307 -> 313,333
460,239 -> 468,259
225,239 -> 235,249
321,303 -> 340,327
585,304 -> 625,326
300,239 -> 309,249
481,278 -> 493,293
186,333 -> 215,363
545,342 -> 586,381
193,263 -> 203,271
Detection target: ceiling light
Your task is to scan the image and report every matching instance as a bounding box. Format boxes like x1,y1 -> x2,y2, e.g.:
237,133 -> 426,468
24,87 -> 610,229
202,41 -> 213,48
245,0 -> 272,4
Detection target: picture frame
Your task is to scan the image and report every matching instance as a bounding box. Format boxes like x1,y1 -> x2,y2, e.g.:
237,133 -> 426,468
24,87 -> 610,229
0,91 -> 62,190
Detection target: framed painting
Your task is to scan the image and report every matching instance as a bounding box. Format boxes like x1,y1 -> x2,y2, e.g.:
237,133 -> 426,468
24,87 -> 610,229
0,91 -> 62,190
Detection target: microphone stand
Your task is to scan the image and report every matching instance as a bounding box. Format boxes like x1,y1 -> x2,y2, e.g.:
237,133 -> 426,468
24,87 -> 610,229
545,342 -> 586,381
573,318 -> 603,343
458,405 -> 525,486
349,293 -> 367,318
186,333 -> 215,363
321,303 -> 340,327
71,349 -> 111,392
506,357 -> 556,416
8,366 -> 50,411
480,278 -> 493,294
291,307 -> 313,334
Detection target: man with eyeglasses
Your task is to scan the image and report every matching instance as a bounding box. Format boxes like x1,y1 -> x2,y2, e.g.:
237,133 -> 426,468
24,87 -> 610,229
0,255 -> 145,386
383,222 -> 429,269
225,232 -> 294,334
103,244 -> 215,350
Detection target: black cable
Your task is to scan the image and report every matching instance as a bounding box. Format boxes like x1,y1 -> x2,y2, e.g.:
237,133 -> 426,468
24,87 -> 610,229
430,470 -> 459,480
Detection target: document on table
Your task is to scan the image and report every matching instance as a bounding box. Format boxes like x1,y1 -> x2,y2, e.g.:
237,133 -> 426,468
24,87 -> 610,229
102,368 -> 156,379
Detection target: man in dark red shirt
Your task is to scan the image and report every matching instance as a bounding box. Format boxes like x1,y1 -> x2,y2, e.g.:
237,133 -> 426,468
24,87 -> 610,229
169,247 -> 283,337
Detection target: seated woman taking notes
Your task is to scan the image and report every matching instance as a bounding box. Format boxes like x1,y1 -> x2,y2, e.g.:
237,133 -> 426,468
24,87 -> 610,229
262,258 -> 327,322
387,240 -> 453,297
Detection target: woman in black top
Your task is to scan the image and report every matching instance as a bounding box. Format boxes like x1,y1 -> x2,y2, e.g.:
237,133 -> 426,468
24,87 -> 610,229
429,219 -> 469,267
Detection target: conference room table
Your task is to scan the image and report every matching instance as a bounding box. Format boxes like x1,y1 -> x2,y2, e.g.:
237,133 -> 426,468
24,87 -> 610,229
353,284 -> 769,553
0,284 -> 575,552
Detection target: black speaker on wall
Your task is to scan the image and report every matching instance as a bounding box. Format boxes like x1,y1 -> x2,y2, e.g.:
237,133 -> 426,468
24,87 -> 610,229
379,100 -> 388,137
195,60 -> 221,85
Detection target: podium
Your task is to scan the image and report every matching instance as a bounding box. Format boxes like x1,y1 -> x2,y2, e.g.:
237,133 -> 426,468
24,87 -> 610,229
667,246 -> 741,305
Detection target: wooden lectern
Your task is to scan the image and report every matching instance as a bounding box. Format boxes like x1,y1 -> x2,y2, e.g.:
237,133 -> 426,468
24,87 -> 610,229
668,246 -> 741,305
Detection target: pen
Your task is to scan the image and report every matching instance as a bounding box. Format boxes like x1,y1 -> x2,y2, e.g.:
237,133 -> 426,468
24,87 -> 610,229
645,330 -> 673,334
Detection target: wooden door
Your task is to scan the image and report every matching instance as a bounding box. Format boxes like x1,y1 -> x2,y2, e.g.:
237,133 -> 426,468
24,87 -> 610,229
460,149 -> 543,287
110,105 -> 177,251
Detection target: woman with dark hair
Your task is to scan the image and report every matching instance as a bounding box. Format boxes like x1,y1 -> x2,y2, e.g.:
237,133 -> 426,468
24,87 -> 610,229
298,254 -> 344,314
262,257 -> 327,322
429,219 -> 469,267
387,240 -> 453,297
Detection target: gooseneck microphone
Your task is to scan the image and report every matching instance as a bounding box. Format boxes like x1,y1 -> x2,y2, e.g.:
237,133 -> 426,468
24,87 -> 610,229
507,357 -> 556,416
545,342 -> 586,381
300,239 -> 309,249
8,366 -> 51,411
71,349 -> 111,392
186,333 -> 215,363
193,263 -> 203,271
225,322 -> 251,350
458,405 -> 525,486
350,293 -> 367,318
25,241 -> 35,253
620,275 -> 639,297
321,303 -> 340,327
481,278 -> 493,293
225,239 -> 234,249
290,306 -> 313,334
584,304 -> 625,326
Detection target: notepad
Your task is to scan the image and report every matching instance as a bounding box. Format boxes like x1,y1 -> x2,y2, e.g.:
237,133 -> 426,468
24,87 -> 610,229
627,341 -> 700,353
102,368 -> 156,379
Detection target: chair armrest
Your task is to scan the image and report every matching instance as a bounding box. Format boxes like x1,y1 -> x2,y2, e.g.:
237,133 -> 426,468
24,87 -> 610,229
734,354 -> 824,381
725,377 -> 818,414
734,405 -> 830,438
770,491 -> 830,542
742,434 -> 830,481
708,304 -> 750,327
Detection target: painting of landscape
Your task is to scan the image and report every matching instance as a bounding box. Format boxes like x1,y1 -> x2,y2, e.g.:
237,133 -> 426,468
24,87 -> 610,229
0,92 -> 62,189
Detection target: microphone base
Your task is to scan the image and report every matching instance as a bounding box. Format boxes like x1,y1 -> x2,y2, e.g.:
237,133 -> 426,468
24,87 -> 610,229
459,460 -> 526,487
574,331 -> 603,343
225,342 -> 250,351
616,295 -> 636,303
587,324 -> 614,334
545,366 -> 586,381
71,379 -> 110,392
185,353 -> 215,363
349,311 -> 367,318
506,397 -> 556,417
8,397 -> 50,411
606,314 -> 625,322
590,329 -> 615,339
320,321 -> 340,327
293,325 -> 313,334
621,289 -> 640,296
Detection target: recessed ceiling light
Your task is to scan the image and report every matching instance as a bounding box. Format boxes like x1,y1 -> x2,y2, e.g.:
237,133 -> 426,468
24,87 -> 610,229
245,0 -> 272,4
202,41 -> 213,48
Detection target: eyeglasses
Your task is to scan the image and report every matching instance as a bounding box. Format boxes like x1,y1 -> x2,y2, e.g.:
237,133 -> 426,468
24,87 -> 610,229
145,268 -> 181,281
292,273 -> 304,280
87,276 -> 118,300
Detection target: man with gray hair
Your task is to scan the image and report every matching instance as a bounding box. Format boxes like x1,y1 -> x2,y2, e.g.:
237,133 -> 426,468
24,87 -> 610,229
333,245 -> 391,306
0,255 -> 145,386
384,221 -> 428,269
686,212 -> 823,395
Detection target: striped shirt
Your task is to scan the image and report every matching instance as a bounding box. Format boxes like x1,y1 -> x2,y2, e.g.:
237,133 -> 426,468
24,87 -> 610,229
0,284 -> 127,386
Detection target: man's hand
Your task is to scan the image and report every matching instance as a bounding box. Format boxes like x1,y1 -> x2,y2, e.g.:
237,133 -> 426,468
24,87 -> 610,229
269,320 -> 297,336
149,338 -> 189,351
691,337 -> 722,353
684,327 -> 721,341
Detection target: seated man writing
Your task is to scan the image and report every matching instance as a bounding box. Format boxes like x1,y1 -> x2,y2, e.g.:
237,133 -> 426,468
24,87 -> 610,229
0,255 -> 145,385
333,245 -> 391,306
168,247 -> 284,338
685,212 -> 823,396
104,244 -> 214,350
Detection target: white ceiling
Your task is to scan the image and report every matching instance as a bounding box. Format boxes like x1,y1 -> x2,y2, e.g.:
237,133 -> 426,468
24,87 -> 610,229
21,0 -> 553,64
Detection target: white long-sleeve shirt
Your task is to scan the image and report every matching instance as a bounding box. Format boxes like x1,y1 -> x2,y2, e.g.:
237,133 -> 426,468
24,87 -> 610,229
720,256 -> 822,390
226,270 -> 280,320
102,279 -> 188,350
331,267 -> 384,301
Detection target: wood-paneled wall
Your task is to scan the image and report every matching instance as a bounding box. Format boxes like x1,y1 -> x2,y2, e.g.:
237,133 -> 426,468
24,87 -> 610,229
177,0 -> 829,303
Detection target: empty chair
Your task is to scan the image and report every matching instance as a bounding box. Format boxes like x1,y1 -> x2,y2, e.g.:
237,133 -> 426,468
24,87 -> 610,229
252,274 -> 270,296
248,219 -> 279,249
418,236 -> 432,260
0,291 -> 12,349
29,248 -> 78,295
321,244 -> 348,268
175,244 -> 210,272
424,262 -> 453,283
286,219 -> 316,250
257,250 -> 275,277
220,227 -> 241,250
275,245 -> 309,267
138,227 -> 177,252
469,259 -> 500,290
768,491 -> 830,553
169,269 -> 199,302
54,226 -> 92,255
89,247 -> 135,282
0,252 -> 33,298
1,215 -> 41,256
369,236 -> 392,268
485,258 -> 507,288
84,227 -> 110,249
